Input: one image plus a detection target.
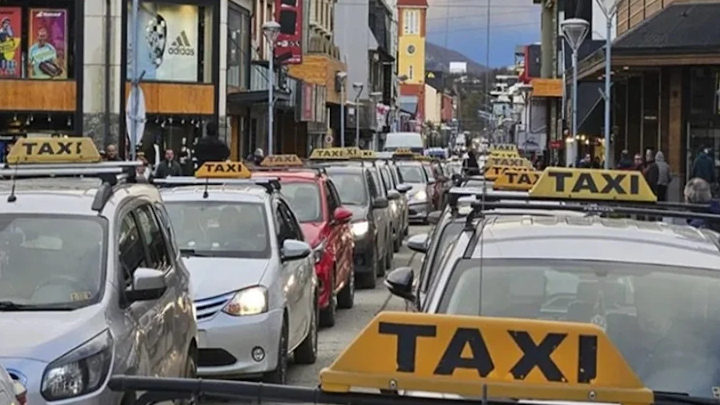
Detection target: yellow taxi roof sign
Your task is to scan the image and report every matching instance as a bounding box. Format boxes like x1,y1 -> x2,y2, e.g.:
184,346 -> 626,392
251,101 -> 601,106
6,137 -> 102,164
489,144 -> 518,154
490,151 -> 520,159
487,156 -> 533,168
195,161 -> 251,179
309,148 -> 352,160
320,312 -> 652,403
394,148 -> 414,155
483,165 -> 531,181
260,154 -> 303,167
494,170 -> 541,191
356,150 -> 377,159
529,168 -> 657,202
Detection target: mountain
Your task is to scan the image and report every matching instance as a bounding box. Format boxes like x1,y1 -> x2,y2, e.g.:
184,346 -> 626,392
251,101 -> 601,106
425,42 -> 488,75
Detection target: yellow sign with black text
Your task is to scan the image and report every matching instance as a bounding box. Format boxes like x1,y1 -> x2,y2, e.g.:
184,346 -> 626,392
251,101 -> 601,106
260,154 -> 303,167
494,170 -> 541,191
489,152 -> 520,159
6,138 -> 102,164
489,144 -> 519,155
309,147 -> 365,160
320,312 -> 652,403
487,157 -> 533,168
195,161 -> 251,179
529,168 -> 657,202
484,165 -> 531,181
357,150 -> 377,159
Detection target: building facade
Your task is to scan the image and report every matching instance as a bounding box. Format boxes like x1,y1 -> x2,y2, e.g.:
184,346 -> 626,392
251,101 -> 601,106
397,0 -> 427,126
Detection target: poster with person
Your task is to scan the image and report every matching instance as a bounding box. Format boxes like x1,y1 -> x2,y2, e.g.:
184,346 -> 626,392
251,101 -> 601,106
0,7 -> 21,78
28,8 -> 68,79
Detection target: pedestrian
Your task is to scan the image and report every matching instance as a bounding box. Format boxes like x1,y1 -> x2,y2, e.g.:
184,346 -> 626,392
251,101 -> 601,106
104,144 -> 121,161
655,151 -> 671,201
691,145 -> 717,186
135,155 -> 152,182
246,148 -> 264,166
194,121 -> 230,168
578,154 -> 592,168
684,178 -> 720,231
155,149 -> 183,179
643,149 -> 659,195
617,150 -> 633,170
462,149 -> 480,175
632,153 -> 644,171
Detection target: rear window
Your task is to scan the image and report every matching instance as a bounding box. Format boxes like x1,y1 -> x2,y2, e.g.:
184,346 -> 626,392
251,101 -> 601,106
281,182 -> 323,223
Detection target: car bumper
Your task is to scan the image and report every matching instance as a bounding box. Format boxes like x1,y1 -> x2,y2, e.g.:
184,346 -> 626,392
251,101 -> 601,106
352,235 -> 375,274
408,202 -> 428,222
197,308 -> 284,378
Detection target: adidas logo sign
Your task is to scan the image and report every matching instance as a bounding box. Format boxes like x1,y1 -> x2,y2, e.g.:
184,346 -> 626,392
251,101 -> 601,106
168,31 -> 195,56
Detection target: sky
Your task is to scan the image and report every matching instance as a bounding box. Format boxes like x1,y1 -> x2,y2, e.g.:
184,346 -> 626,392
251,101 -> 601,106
425,0 -> 541,68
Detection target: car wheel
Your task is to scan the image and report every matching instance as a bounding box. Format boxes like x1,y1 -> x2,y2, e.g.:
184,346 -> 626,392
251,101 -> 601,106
263,318 -> 288,384
174,352 -> 197,405
384,243 -> 392,272
319,272 -> 336,327
337,265 -> 355,309
294,296 -> 318,364
393,231 -> 401,252
357,250 -> 377,289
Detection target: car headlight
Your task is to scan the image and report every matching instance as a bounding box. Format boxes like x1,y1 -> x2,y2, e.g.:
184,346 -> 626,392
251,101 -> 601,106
313,240 -> 327,264
412,190 -> 427,202
223,286 -> 268,316
352,221 -> 369,237
41,330 -> 113,401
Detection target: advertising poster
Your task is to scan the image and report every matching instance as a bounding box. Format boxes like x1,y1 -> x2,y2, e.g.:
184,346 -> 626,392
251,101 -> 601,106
274,0 -> 303,64
0,7 -> 22,78
28,8 -> 68,79
127,3 -> 199,82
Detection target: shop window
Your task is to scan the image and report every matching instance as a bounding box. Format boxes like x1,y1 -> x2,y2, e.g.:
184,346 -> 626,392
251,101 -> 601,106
227,5 -> 250,90
690,67 -> 720,117
126,1 -> 214,83
0,0 -> 76,80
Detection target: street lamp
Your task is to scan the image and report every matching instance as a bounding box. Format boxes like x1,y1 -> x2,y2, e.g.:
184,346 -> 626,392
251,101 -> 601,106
336,71 -> 347,147
561,18 -> 589,168
352,82 -> 364,146
262,20 -> 281,155
596,0 -> 621,168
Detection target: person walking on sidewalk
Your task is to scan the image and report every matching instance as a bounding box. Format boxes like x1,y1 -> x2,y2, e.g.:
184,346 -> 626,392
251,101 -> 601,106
655,151 -> 671,201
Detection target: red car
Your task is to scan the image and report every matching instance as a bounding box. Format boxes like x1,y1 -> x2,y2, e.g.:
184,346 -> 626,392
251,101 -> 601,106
252,169 -> 355,327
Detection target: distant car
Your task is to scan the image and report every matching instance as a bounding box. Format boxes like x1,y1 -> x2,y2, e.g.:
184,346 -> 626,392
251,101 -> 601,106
395,160 -> 434,223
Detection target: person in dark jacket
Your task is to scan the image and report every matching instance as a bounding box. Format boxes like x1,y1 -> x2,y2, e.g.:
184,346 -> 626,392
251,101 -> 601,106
155,149 -> 183,178
246,148 -> 264,166
643,149 -> 659,195
104,144 -> 121,161
632,153 -> 644,171
578,154 -> 592,168
691,146 -> 717,185
617,150 -> 633,170
194,121 -> 230,168
685,178 -> 720,231
462,150 -> 480,175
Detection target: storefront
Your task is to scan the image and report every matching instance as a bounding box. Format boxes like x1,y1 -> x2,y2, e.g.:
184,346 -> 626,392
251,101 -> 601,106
0,0 -> 84,148
119,0 -> 220,159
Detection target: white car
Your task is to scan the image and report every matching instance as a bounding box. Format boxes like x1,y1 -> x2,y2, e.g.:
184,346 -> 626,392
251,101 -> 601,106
0,365 -> 25,405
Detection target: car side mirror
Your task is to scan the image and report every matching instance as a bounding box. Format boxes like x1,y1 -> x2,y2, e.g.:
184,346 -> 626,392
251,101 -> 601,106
427,211 -> 442,225
407,233 -> 428,254
372,196 -> 389,209
396,184 -> 411,193
281,239 -> 312,262
385,266 -> 415,302
387,190 -> 401,200
333,206 -> 353,224
126,268 -> 167,302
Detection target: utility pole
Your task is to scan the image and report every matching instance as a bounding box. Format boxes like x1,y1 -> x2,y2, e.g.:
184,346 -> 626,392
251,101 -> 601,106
540,0 -> 557,161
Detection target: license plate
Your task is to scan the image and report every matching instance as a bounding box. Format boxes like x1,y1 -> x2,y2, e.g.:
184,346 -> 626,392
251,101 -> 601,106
197,330 -> 207,347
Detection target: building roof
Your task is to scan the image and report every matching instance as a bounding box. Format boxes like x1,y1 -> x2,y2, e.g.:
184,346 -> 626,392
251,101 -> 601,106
397,0 -> 428,7
614,2 -> 720,53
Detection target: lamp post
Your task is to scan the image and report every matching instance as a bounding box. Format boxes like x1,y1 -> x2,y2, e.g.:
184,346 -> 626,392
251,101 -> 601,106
352,82 -> 364,146
596,0 -> 620,168
561,18 -> 589,168
336,72 -> 347,147
262,21 -> 281,155
369,91 -> 383,150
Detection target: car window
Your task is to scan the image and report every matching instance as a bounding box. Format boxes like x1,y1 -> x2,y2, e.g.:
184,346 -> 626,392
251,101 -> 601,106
324,180 -> 341,213
165,201 -> 271,259
281,182 -> 323,223
366,171 -> 379,199
135,205 -> 170,270
370,169 -> 387,197
278,200 -> 303,241
119,214 -> 147,285
423,164 -> 434,180
154,202 -> 177,252
421,222 -> 465,293
380,167 -> 394,189
328,173 -> 368,206
398,166 -> 425,183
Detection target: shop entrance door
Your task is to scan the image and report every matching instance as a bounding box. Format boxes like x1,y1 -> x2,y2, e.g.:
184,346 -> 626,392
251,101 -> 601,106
686,122 -> 720,182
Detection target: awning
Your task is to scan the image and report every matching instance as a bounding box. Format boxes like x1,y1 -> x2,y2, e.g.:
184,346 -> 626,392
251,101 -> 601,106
576,83 -> 603,135
227,90 -> 290,106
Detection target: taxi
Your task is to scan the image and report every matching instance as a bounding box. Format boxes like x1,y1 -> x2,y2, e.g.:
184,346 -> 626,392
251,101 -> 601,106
392,150 -> 435,223
156,161 -> 317,384
0,138 -> 197,405
387,166 -> 720,398
375,159 -> 411,245
251,154 -> 355,328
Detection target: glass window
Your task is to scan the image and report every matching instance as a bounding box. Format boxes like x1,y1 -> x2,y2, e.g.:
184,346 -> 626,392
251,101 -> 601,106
370,169 -> 386,197
281,182 -> 323,223
135,205 -> 170,269
0,215 -> 106,308
420,222 -> 464,294
398,165 -> 424,183
119,214 -> 147,283
227,5 -> 249,89
324,180 -> 340,213
329,173 -> 368,206
278,201 -> 303,241
0,1 -> 77,79
437,258 -> 720,398
380,166 -> 393,189
165,201 -> 270,258
126,2 -> 214,83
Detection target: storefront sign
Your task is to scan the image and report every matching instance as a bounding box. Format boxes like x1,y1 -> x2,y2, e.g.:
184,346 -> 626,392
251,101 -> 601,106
531,78 -> 562,98
0,7 -> 22,78
301,82 -> 315,122
127,3 -> 199,82
28,9 -> 68,79
274,0 -> 303,64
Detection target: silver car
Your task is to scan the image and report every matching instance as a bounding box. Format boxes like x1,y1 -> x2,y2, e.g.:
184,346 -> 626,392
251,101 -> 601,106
0,139 -> 196,405
395,161 -> 434,223
159,177 -> 318,384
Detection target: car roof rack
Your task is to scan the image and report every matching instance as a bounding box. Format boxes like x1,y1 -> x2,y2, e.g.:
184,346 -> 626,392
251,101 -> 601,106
153,177 -> 282,194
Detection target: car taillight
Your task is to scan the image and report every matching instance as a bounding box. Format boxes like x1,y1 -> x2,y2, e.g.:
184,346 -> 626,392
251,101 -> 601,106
13,381 -> 26,405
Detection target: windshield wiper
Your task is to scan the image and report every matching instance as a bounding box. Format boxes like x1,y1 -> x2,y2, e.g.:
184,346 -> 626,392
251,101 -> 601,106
654,391 -> 719,405
0,301 -> 75,311
180,249 -> 212,257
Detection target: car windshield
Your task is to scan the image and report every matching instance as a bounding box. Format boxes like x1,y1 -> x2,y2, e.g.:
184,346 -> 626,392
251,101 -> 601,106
280,182 -> 323,223
0,215 -> 106,309
165,202 -> 270,258
398,166 -> 425,183
329,173 -> 368,206
437,258 -> 720,398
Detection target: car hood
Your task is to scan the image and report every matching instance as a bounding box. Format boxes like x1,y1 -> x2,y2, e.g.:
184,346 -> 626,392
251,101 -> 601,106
406,183 -> 426,195
300,222 -> 324,247
184,257 -> 270,300
0,306 -> 107,362
345,205 -> 368,222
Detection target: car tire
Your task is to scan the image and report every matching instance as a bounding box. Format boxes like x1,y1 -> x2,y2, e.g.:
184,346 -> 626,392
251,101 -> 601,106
319,272 -> 336,328
175,349 -> 198,405
263,318 -> 288,384
357,250 -> 377,289
294,296 -> 318,364
337,266 -> 355,309
393,232 -> 401,252
384,244 -> 392,271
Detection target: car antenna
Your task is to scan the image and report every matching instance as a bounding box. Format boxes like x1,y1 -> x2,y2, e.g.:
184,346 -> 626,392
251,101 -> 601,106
202,177 -> 210,199
7,161 -> 20,203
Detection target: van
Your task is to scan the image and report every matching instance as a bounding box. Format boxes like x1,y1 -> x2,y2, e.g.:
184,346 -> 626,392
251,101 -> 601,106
383,132 -> 424,154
